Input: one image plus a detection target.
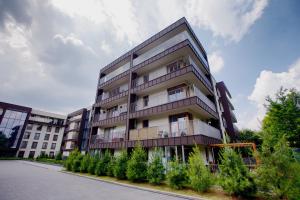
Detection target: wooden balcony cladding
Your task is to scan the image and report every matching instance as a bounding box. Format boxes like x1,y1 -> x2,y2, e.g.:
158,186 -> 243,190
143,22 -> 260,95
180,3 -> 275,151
92,114 -> 127,127
89,134 -> 221,149
129,96 -> 219,120
131,65 -> 213,94
95,90 -> 129,107
98,70 -> 130,88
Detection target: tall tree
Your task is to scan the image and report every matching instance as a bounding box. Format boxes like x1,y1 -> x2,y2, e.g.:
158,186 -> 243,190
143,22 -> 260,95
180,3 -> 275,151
262,88 -> 300,147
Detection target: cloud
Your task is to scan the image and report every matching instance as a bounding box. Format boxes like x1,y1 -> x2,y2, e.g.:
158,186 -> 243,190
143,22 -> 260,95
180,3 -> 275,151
208,51 -> 224,73
243,58 -> 300,129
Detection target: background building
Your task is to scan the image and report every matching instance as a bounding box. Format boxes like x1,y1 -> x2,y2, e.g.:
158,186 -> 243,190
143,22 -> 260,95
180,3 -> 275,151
17,109 -> 66,158
88,18 -> 236,163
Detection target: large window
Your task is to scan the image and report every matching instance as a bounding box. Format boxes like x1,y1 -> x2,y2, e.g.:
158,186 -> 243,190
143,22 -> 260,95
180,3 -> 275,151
23,132 -> 30,139
55,127 -> 60,133
51,143 -> 56,150
143,96 -> 149,107
34,133 -> 40,140
42,142 -> 48,149
53,135 -> 58,141
0,109 -> 28,148
20,141 -> 28,148
44,134 -> 50,141
31,142 -> 38,149
168,86 -> 186,102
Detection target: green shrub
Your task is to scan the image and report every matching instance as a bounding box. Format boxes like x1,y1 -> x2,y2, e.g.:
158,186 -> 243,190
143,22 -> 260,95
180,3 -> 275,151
88,153 -> 99,175
126,144 -> 147,182
55,152 -> 62,160
107,156 -> 115,177
188,146 -> 212,192
95,150 -> 111,176
166,160 -> 187,190
80,154 -> 90,173
147,149 -> 165,185
72,153 -> 83,172
64,149 -> 80,171
114,150 -> 128,179
218,148 -> 256,197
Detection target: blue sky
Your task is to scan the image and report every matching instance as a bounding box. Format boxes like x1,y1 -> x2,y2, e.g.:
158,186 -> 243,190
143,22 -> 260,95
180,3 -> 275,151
0,0 -> 299,129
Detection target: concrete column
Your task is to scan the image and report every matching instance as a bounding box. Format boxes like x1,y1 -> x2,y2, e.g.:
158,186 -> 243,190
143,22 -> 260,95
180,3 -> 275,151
181,145 -> 185,163
175,146 -> 178,161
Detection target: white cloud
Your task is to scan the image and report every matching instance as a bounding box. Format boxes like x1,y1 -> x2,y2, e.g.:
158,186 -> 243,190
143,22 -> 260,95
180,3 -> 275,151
244,58 -> 300,129
208,51 -> 224,73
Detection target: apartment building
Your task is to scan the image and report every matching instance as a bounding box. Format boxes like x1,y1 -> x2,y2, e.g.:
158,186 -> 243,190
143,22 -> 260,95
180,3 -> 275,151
17,109 -> 66,158
216,81 -> 239,140
61,107 -> 91,157
89,18 -> 235,163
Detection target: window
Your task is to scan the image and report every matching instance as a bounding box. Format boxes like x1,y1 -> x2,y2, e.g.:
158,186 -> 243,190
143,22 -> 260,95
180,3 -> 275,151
53,135 -> 58,141
18,151 -> 25,158
23,132 -> 30,139
36,125 -> 43,131
49,152 -> 54,158
34,133 -> 40,140
20,141 -> 28,148
168,86 -> 185,102
143,74 -> 149,83
42,142 -> 48,149
26,124 -> 33,130
55,127 -> 60,133
29,151 -> 35,158
31,142 -> 38,149
44,134 -> 50,141
167,61 -> 180,73
51,143 -> 56,150
143,96 -> 149,107
40,151 -> 46,156
46,126 -> 52,132
142,120 -> 149,128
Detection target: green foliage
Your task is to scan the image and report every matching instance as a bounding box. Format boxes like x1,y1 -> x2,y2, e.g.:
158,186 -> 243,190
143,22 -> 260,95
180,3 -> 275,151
87,153 -> 99,175
166,160 -> 187,190
95,150 -> 111,176
55,152 -> 62,160
64,149 -> 80,171
237,129 -> 262,146
218,148 -> 256,197
147,149 -> 165,185
187,146 -> 212,192
255,135 -> 300,200
262,88 -> 300,147
113,150 -> 128,180
106,156 -> 115,177
80,154 -> 90,173
72,153 -> 83,172
126,144 -> 147,182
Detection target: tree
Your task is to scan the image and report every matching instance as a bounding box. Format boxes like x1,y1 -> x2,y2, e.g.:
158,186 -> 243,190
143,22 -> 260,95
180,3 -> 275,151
88,153 -> 99,175
218,148 -> 256,197
126,144 -> 147,182
64,149 -> 80,171
106,156 -> 115,177
95,150 -> 111,176
255,134 -> 300,199
72,153 -> 83,172
147,149 -> 165,185
114,150 -> 128,180
262,88 -> 300,147
55,152 -> 62,160
187,146 -> 212,192
237,129 -> 262,146
166,160 -> 187,190
80,154 -> 90,173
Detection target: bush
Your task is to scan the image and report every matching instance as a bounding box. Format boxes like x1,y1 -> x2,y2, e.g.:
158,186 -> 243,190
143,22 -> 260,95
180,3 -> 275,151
147,149 -> 165,185
72,153 -> 83,172
80,154 -> 90,173
166,160 -> 187,190
114,150 -> 128,179
64,149 -> 80,171
126,144 -> 147,182
55,152 -> 62,160
188,146 -> 212,192
218,148 -> 256,197
88,153 -> 99,175
95,150 -> 111,176
106,156 -> 115,177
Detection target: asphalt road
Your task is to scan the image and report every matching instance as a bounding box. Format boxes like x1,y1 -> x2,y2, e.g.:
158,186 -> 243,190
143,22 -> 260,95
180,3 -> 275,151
0,160 -> 185,200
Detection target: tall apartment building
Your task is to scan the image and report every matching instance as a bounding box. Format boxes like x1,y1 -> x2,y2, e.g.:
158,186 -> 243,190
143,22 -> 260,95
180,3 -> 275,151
17,109 -> 66,158
216,81 -> 238,140
61,107 -> 92,157
88,18 -> 235,163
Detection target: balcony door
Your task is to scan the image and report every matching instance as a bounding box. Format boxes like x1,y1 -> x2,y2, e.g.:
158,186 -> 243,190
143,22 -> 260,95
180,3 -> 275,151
170,114 -> 189,137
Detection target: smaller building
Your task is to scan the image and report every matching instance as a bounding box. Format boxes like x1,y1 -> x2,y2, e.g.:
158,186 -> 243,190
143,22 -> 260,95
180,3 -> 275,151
17,109 -> 66,158
216,81 -> 239,140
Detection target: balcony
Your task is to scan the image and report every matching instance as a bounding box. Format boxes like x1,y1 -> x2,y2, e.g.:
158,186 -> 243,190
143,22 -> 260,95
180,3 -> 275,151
63,133 -> 78,141
95,90 -> 129,108
64,124 -> 80,132
93,109 -> 128,127
98,70 -> 130,90
129,120 -> 220,141
91,131 -> 125,144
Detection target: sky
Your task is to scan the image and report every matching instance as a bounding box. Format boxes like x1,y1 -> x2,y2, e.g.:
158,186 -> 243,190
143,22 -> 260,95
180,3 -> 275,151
0,0 -> 299,130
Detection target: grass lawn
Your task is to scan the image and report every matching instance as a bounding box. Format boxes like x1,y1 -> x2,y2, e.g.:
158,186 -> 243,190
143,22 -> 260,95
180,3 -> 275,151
68,172 -> 232,200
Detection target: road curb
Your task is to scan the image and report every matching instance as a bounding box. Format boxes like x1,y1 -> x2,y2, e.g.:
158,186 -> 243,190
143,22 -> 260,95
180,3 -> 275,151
61,171 -> 206,200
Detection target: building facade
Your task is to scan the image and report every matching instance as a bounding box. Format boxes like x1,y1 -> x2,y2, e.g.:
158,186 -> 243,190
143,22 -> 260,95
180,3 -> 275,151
88,18 -> 234,163
17,109 -> 66,158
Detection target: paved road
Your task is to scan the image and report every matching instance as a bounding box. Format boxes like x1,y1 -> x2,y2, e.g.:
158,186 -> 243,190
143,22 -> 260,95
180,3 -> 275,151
0,161 -> 184,200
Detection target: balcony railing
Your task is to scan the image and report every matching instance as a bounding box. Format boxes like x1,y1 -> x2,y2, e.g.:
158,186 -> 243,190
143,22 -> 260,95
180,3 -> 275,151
129,120 -> 220,140
91,131 -> 125,143
93,108 -> 128,122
